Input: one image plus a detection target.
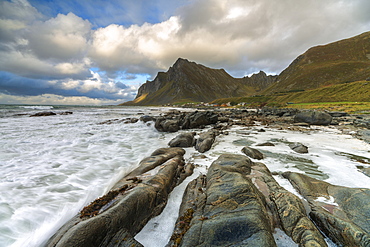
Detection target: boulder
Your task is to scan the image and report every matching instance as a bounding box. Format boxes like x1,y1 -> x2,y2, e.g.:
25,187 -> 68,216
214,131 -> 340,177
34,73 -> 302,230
46,148 -> 191,247
155,117 -> 180,132
283,172 -> 370,247
241,146 -> 264,160
289,143 -> 308,153
169,154 -> 277,247
195,130 -> 216,153
30,111 -> 57,117
179,111 -> 218,129
140,115 -> 155,123
168,132 -> 196,147
294,111 -> 332,125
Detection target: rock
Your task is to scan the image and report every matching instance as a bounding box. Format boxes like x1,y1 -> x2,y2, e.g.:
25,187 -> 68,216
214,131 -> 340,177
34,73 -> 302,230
140,115 -> 155,123
169,154 -> 277,247
155,117 -> 180,132
289,143 -> 308,153
59,111 -> 73,115
179,111 -> 218,129
249,162 -> 327,246
130,118 -> 139,123
168,132 -> 196,147
241,146 -> 264,159
328,111 -> 349,117
283,172 -> 370,247
294,111 -> 332,125
358,166 -> 370,177
256,142 -> 275,146
354,119 -> 370,129
46,148 -> 190,247
357,130 -> 370,143
195,130 -> 216,153
30,111 -> 57,117
217,116 -> 229,123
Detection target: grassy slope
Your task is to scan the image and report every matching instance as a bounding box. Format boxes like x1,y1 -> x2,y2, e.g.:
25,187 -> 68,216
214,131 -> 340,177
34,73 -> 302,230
211,80 -> 370,112
263,31 -> 370,94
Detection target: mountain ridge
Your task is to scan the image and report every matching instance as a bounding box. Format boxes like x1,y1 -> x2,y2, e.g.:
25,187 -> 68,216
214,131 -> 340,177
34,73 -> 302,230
123,58 -> 276,105
122,31 -> 370,106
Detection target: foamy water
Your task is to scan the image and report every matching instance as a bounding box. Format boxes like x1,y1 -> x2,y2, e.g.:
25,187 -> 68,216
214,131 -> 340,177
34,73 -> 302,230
1,106 -> 369,247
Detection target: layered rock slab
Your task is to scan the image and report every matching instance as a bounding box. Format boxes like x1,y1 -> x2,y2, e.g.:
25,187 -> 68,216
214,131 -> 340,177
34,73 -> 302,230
46,148 -> 191,247
283,172 -> 370,247
169,154 -> 277,246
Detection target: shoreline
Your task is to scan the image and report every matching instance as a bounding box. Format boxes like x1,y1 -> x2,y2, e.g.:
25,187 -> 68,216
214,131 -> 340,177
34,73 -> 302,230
43,107 -> 370,246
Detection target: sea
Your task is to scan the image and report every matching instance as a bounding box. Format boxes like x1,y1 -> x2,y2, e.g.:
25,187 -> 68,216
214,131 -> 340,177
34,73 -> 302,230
1,104 -> 369,247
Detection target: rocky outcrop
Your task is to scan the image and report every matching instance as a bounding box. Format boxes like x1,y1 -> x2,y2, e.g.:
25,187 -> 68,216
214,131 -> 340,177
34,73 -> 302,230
283,172 -> 370,247
195,130 -> 217,153
46,148 -> 192,247
168,154 -> 328,246
241,146 -> 264,159
169,154 -> 277,246
294,111 -> 332,125
168,132 -> 196,147
155,111 -> 218,132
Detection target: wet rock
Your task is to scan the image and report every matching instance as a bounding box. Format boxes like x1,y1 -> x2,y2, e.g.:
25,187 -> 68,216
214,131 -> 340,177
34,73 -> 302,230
30,111 -> 57,117
294,111 -> 332,125
195,130 -> 216,153
140,115 -> 155,123
289,143 -> 308,153
283,172 -> 370,247
46,147 -> 189,247
168,132 -> 196,147
241,146 -> 264,159
169,154 -> 277,247
328,111 -> 349,117
249,163 -> 327,247
59,111 -> 73,115
155,117 -> 180,132
256,142 -> 275,146
130,118 -> 139,123
179,111 -> 218,129
354,119 -> 370,129
357,130 -> 370,143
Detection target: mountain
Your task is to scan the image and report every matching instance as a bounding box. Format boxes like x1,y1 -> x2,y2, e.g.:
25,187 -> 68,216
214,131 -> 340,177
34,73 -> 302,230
263,31 -> 370,94
122,58 -> 276,105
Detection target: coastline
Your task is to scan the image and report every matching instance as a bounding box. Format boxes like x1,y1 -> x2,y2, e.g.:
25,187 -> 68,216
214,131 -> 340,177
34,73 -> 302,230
44,107 -> 370,247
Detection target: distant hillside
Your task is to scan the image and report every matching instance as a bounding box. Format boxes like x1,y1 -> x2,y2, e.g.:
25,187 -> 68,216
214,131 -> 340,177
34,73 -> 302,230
211,80 -> 370,106
122,58 -> 276,106
263,31 -> 370,94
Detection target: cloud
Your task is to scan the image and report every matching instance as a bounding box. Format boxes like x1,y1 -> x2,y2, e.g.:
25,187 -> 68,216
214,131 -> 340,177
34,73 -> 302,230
1,0 -> 370,105
88,0 -> 370,77
27,12 -> 91,61
0,70 -> 137,101
0,93 -> 126,105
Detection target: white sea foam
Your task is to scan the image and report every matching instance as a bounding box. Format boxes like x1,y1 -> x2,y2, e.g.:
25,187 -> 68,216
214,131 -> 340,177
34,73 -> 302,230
136,125 -> 370,247
1,107 -> 369,247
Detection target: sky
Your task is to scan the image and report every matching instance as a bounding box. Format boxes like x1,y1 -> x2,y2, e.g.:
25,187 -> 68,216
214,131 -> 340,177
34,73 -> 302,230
0,0 -> 369,105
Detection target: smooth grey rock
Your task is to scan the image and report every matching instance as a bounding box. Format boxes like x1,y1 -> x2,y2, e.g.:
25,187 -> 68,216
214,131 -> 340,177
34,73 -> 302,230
289,143 -> 308,153
294,111 -> 332,125
241,146 -> 264,159
172,154 -> 277,247
195,130 -> 216,153
168,132 -> 196,147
